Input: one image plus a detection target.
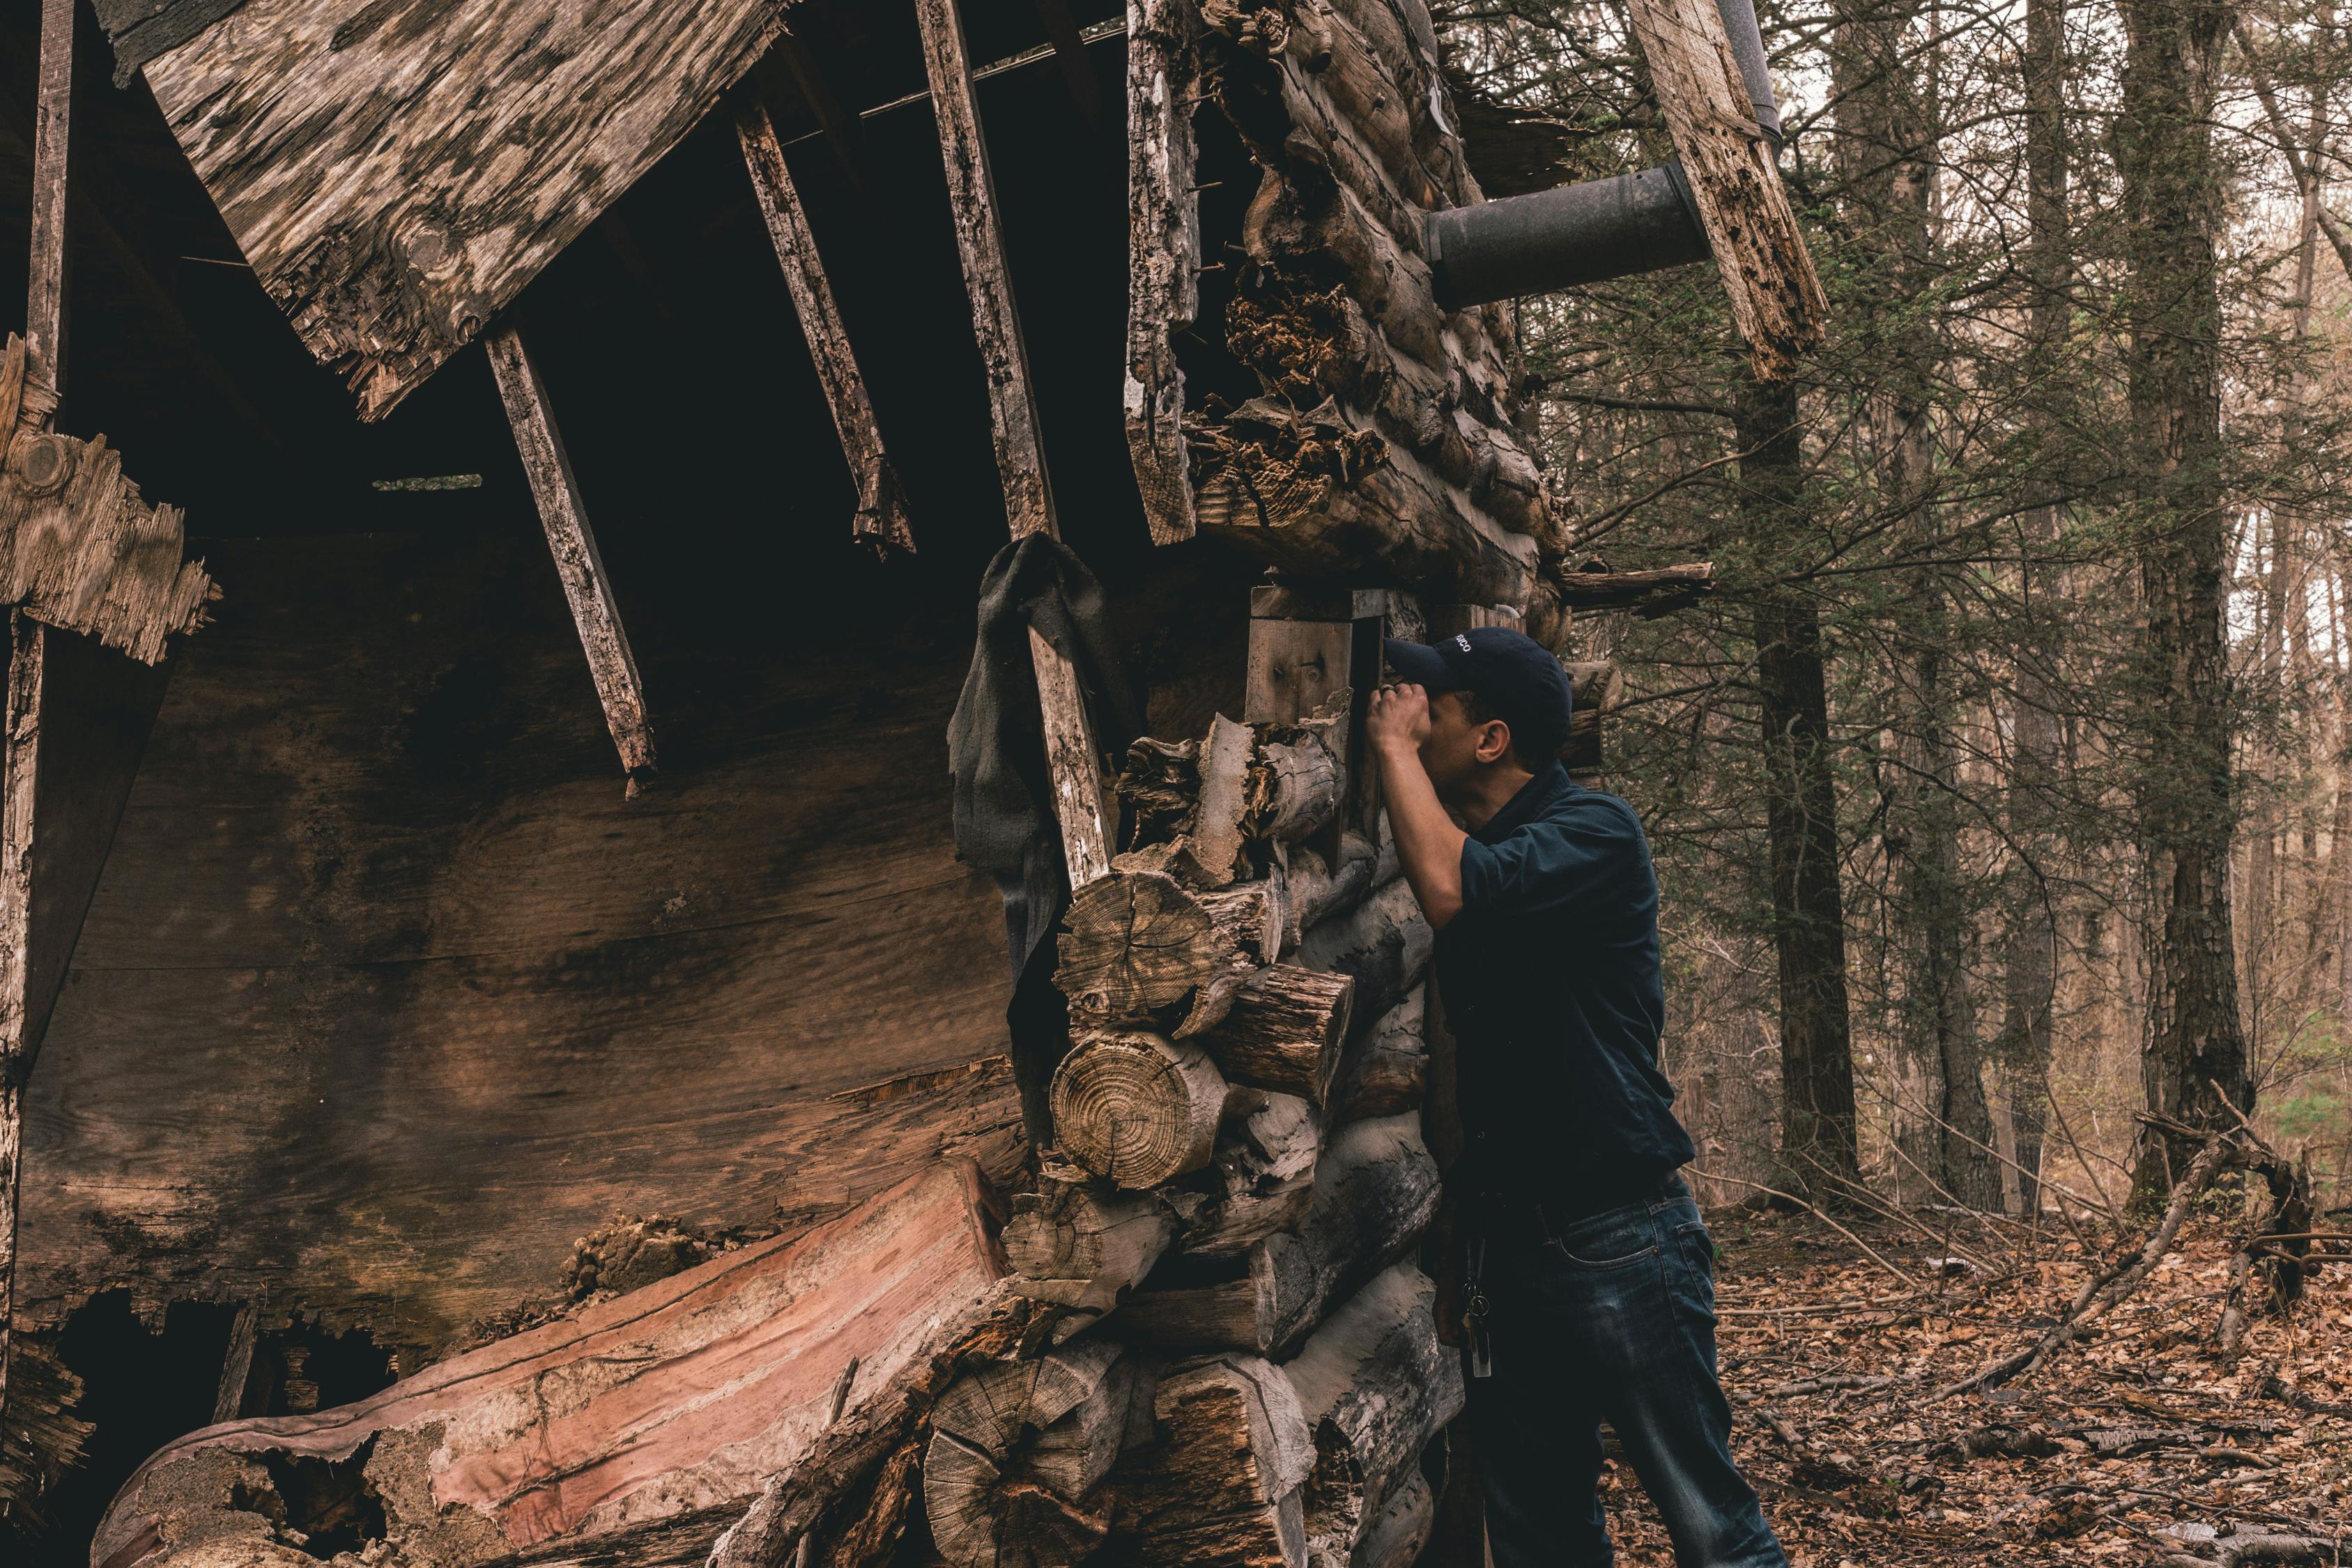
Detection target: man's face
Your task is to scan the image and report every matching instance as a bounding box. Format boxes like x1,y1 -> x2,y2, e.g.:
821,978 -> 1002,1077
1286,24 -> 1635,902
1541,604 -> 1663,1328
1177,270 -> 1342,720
1420,690 -> 1509,803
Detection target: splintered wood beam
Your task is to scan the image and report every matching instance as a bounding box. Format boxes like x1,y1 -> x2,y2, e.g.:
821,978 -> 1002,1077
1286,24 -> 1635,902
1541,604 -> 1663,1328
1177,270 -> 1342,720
1033,0 -> 1105,122
735,95 -> 915,556
1124,0 -> 1201,546
1550,561 -> 1716,616
25,0 -> 70,379
916,0 -> 1112,889
484,325 -> 657,786
1623,0 -> 1826,378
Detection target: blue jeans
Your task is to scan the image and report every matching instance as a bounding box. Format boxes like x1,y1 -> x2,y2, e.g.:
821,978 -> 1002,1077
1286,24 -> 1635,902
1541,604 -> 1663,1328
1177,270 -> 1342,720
1465,1183 -> 1786,1568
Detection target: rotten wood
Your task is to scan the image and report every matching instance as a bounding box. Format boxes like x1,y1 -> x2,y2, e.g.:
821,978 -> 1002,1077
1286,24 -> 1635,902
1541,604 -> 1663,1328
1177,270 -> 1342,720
0,338 -> 218,663
733,95 -> 914,556
1114,1352 -> 1314,1568
138,0 -> 793,418
1124,0 -> 1203,545
925,1339 -> 1129,1568
484,324 -> 657,786
1328,985 -> 1425,1125
916,0 -> 1112,889
1296,877 -> 1434,1034
1622,0 -> 1828,378
98,1165 -> 1013,1568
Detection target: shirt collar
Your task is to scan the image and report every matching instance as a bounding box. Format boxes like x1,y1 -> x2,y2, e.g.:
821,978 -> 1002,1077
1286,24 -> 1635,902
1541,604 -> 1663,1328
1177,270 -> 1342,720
1473,760 -> 1574,844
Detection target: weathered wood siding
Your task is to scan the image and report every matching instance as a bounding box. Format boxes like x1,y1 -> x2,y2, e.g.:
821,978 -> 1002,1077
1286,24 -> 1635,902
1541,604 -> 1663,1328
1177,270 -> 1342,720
139,0 -> 794,419
15,529 -> 1019,1353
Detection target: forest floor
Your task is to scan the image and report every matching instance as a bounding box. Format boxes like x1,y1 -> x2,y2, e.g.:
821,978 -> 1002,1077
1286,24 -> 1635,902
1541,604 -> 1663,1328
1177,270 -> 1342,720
1593,1200 -> 2352,1565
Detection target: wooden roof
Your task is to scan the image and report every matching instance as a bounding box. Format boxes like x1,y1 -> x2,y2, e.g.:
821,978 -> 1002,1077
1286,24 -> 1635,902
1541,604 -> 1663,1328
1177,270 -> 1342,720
132,0 -> 797,418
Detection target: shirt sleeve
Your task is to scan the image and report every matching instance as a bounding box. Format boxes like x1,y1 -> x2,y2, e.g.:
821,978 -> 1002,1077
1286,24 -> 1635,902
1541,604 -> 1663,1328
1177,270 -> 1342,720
1458,800 -> 1644,918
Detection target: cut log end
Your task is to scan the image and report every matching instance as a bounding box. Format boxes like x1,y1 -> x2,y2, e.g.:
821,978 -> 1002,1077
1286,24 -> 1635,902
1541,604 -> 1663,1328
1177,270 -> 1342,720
1049,1031 -> 1227,1187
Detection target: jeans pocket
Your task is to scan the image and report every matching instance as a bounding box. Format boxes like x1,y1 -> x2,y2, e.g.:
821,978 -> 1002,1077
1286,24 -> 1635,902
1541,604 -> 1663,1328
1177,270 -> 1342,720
1546,1213 -> 1659,1270
1672,1220 -> 1719,1316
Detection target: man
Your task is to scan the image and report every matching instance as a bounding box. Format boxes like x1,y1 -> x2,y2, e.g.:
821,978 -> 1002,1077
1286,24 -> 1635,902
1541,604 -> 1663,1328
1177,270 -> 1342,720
1366,627 -> 1785,1568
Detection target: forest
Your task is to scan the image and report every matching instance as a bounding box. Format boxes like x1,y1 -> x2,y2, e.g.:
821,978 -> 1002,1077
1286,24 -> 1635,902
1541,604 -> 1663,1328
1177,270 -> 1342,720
1434,0 -> 2352,1557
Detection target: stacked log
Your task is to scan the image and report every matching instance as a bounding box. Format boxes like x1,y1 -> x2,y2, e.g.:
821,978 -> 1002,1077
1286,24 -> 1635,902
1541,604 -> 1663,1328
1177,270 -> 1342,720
1128,0 -> 1574,627
920,699 -> 1453,1567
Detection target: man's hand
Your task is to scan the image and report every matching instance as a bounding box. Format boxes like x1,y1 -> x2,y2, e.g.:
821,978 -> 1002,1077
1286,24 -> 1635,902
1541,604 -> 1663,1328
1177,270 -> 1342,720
1367,682 -> 1432,756
1368,682 -> 1467,930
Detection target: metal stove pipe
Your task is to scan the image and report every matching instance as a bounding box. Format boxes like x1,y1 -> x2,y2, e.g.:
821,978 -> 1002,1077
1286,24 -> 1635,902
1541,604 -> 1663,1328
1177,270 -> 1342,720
1428,0 -> 1782,309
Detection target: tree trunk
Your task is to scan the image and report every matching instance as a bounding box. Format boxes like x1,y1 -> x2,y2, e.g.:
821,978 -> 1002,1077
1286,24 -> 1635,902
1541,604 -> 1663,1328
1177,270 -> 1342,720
1739,375 -> 1863,1191
1995,0 -> 2072,1214
2114,0 -> 2254,1207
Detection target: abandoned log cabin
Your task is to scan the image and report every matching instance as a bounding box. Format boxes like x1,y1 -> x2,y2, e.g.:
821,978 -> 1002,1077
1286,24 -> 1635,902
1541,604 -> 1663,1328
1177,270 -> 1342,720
0,0 -> 1819,1565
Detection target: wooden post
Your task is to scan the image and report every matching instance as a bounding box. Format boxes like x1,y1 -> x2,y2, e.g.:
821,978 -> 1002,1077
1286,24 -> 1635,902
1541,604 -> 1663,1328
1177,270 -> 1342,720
1124,0 -> 1201,546
915,0 -> 1112,889
1623,0 -> 1827,379
734,95 -> 914,555
483,324 -> 659,789
0,0 -> 73,1448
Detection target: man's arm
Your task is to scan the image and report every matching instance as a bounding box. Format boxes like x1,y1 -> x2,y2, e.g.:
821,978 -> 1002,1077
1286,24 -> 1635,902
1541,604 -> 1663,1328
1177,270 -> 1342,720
1366,684 -> 1468,930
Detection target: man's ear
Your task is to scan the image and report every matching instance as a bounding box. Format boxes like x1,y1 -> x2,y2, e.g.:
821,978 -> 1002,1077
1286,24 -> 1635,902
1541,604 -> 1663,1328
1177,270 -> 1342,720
1475,719 -> 1514,764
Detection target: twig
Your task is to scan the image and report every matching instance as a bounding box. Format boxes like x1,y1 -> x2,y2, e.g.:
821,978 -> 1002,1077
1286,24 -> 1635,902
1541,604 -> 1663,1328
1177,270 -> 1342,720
1686,1167 -> 1922,1286
1933,1132 -> 2233,1400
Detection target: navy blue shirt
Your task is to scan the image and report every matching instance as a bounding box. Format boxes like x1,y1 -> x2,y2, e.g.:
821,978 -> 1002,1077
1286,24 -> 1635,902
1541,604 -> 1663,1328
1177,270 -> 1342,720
1435,761 -> 1694,1217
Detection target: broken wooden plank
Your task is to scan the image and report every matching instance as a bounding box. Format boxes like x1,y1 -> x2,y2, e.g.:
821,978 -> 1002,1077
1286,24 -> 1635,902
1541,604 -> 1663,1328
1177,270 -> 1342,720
137,0 -> 793,419
0,339 -> 218,663
916,0 -> 1112,889
1623,0 -> 1827,378
95,1164 -> 1011,1568
1124,0 -> 1202,546
25,0 -> 71,383
734,95 -> 914,557
484,323 -> 656,786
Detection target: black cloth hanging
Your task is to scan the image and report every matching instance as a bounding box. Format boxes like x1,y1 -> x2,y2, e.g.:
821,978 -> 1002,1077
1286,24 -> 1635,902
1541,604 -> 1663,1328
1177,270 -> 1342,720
947,533 -> 1143,1149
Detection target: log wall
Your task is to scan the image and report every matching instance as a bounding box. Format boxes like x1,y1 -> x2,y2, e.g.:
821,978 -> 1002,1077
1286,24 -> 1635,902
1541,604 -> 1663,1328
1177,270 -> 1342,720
1128,0 -> 1576,641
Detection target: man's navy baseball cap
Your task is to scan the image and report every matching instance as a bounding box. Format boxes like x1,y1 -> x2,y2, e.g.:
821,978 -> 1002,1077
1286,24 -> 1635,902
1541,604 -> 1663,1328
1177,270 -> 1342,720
1383,626 -> 1574,758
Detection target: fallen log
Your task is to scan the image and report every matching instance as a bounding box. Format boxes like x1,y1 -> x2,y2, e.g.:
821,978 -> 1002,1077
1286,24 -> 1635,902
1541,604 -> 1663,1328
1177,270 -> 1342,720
1113,1353 -> 1314,1568
98,1165 -> 1014,1568
1328,986 -> 1425,1125
1283,1265 -> 1463,1567
1048,1030 -> 1227,1187
1003,1178 -> 1176,1314
1119,1115 -> 1439,1355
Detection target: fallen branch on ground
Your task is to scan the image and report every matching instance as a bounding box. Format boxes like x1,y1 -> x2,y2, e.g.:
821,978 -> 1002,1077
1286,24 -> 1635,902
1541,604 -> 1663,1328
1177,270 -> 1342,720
1933,1128 -> 2232,1401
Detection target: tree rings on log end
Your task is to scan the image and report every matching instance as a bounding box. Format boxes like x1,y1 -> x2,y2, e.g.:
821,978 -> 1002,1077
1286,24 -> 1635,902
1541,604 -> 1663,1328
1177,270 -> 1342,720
1050,1031 -> 1227,1187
